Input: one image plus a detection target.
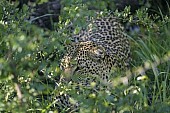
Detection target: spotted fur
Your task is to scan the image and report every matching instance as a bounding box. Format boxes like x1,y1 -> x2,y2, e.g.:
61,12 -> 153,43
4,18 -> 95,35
58,16 -> 130,111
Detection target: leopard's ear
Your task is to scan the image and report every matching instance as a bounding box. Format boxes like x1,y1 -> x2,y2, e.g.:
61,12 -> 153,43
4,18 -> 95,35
88,45 -> 106,61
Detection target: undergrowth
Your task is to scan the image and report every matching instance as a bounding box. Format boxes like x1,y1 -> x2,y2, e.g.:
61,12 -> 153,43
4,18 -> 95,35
0,0 -> 170,113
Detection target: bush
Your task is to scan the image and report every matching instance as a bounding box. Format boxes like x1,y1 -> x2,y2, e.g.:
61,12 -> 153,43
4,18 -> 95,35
0,0 -> 170,112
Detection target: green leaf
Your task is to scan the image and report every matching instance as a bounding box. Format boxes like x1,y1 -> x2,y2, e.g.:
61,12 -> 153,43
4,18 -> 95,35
0,5 -> 2,20
0,24 -> 5,36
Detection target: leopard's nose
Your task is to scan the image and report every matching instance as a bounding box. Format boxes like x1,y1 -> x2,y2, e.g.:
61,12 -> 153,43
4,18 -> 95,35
62,65 -> 78,81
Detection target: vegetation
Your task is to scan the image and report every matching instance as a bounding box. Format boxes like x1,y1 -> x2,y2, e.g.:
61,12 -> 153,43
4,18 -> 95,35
0,0 -> 170,112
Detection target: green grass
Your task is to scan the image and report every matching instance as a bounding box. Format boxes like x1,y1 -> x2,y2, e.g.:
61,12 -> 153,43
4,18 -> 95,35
0,0 -> 170,113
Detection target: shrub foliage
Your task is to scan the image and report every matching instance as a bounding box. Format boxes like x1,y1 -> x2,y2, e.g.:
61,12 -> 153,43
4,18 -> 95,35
0,0 -> 170,112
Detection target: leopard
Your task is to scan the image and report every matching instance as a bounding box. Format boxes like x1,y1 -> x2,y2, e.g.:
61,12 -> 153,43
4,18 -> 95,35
61,16 -> 130,83
56,16 -> 131,112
